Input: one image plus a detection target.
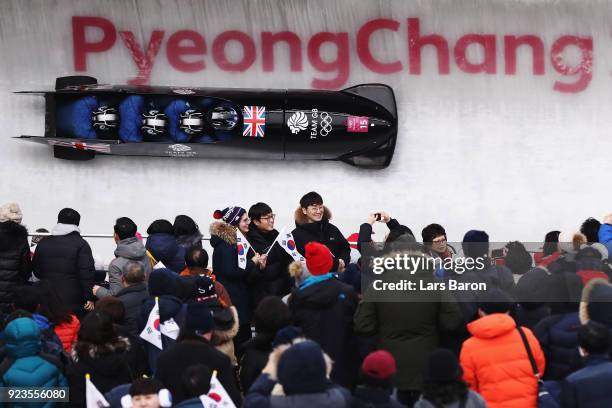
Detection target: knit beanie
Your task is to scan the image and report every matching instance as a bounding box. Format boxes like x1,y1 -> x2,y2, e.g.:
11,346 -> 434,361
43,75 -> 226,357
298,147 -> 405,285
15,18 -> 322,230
148,268 -> 179,297
185,303 -> 215,334
305,242 -> 334,276
277,340 -> 327,395
0,203 -> 23,224
213,207 -> 246,227
424,349 -> 462,384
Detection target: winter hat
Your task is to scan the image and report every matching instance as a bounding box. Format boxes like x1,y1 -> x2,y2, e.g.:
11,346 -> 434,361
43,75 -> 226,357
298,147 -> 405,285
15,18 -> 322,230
462,230 -> 489,259
424,349 -> 462,384
57,207 -> 80,226
361,350 -> 396,380
185,303 -> 215,334
580,278 -> 612,326
148,268 -> 179,297
299,191 -> 323,208
213,206 -> 246,226
0,203 -> 23,224
477,288 -> 515,315
558,231 -> 587,255
272,326 -> 304,347
194,275 -> 218,302
305,242 -> 334,276
277,340 -> 327,395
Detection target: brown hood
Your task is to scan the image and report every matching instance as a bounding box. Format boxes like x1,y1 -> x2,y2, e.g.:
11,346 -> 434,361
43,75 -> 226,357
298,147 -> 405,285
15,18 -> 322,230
579,278 -> 612,324
209,221 -> 236,245
213,306 -> 239,343
294,206 -> 332,226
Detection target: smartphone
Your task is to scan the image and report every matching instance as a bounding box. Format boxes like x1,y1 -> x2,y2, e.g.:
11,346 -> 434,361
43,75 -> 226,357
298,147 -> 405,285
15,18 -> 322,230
375,213 -> 382,221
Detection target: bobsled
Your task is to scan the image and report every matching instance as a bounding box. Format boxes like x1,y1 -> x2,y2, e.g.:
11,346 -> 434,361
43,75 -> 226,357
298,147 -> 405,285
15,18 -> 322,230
16,76 -> 398,169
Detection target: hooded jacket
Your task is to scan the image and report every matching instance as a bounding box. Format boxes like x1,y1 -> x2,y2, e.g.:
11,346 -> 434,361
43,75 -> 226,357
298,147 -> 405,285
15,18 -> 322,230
0,221 -> 31,311
210,221 -> 255,324
598,223 -> 612,260
145,233 -> 186,273
32,225 -> 95,315
292,207 -> 351,270
0,317 -> 67,408
289,273 -> 358,389
67,337 -> 133,408
246,226 -> 293,307
561,354 -> 612,407
459,313 -> 545,408
533,312 -> 581,380
53,314 -> 80,353
97,237 -> 153,298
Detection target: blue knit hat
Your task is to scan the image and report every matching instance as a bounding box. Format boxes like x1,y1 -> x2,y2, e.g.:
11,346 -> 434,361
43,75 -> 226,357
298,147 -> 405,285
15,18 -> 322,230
213,206 -> 246,226
277,340 -> 327,395
148,268 -> 179,297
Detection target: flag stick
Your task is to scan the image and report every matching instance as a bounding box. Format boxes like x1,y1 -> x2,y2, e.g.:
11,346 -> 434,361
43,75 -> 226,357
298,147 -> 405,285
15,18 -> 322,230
264,226 -> 286,256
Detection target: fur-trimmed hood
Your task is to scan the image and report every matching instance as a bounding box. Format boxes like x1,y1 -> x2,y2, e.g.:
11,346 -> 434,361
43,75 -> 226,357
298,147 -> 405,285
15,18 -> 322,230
209,221 -> 236,245
72,336 -> 131,361
294,206 -> 332,226
212,305 -> 239,343
580,278 -> 612,324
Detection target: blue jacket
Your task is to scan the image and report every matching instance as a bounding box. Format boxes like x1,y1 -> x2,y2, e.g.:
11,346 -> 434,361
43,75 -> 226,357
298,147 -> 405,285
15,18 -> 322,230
0,317 -> 67,408
244,374 -> 351,408
145,233 -> 186,273
599,224 -> 612,259
561,354 -> 612,407
534,312 -> 582,380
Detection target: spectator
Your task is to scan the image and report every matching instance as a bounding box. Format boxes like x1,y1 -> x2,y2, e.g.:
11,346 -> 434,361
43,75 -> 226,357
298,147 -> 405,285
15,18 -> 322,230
210,206 -> 261,350
32,280 -> 81,354
289,242 -> 359,389
174,215 -> 203,249
0,203 -> 31,314
12,285 -> 65,358
173,364 -> 213,408
247,202 -> 293,308
355,243 -> 462,406
145,219 -> 185,273
67,310 -> 133,407
459,289 -> 545,408
561,320 -> 612,407
121,378 -> 172,408
575,245 -> 609,285
32,208 -> 95,318
579,278 -> 612,331
115,261 -> 149,337
548,231 -> 587,274
504,241 -> 533,281
244,339 -> 351,408
352,350 -> 404,408
422,223 -> 454,261
140,268 -> 186,372
94,217 -> 152,298
96,296 -> 149,377
581,217 -> 601,244
358,211 -> 414,254
414,349 -> 486,408
155,303 -> 241,406
240,296 -> 292,392
599,214 -> 612,258
533,272 -> 584,380
180,246 -> 232,307
0,313 -> 67,394
535,230 -> 561,266
292,192 -> 350,272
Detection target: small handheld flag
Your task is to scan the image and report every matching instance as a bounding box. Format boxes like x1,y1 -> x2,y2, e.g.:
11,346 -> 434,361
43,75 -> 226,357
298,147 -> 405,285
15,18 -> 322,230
85,373 -> 110,408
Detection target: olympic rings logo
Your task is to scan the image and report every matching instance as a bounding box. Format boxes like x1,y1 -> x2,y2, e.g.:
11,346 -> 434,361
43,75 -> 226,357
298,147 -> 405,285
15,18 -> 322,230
319,112 -> 333,136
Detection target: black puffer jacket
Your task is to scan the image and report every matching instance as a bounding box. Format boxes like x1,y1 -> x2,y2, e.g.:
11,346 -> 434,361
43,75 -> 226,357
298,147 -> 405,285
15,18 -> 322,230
32,230 -> 95,315
289,275 -> 359,389
246,227 -> 292,308
292,207 -> 350,270
0,221 -> 31,312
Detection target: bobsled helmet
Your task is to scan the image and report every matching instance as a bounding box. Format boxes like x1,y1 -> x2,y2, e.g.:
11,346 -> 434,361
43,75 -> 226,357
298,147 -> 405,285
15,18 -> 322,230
179,109 -> 204,134
206,105 -> 238,130
92,106 -> 119,130
142,110 -> 167,135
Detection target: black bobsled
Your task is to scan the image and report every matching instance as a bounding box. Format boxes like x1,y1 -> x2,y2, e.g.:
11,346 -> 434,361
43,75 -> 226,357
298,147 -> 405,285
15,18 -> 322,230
16,76 -> 398,169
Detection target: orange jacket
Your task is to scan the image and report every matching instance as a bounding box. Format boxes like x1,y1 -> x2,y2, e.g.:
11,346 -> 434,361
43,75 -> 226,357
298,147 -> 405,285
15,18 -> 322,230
460,313 -> 545,408
53,314 -> 80,353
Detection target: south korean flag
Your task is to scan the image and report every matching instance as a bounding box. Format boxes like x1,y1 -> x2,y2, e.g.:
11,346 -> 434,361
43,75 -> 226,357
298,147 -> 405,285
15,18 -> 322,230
236,229 -> 252,270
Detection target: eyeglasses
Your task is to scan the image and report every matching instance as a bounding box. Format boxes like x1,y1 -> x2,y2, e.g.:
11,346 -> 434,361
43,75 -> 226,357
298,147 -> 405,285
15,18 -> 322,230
308,205 -> 324,212
260,214 -> 276,221
432,238 -> 447,244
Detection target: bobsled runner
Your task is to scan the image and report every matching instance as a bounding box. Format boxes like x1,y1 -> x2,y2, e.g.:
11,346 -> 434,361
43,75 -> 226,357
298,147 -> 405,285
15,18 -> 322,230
16,76 -> 397,169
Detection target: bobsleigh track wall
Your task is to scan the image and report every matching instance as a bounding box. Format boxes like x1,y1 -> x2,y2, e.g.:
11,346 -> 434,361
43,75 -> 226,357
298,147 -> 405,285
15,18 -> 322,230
1,0 -> 611,256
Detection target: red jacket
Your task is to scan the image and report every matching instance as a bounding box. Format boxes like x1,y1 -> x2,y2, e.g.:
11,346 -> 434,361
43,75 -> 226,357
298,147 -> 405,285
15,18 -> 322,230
460,313 -> 545,408
576,270 -> 609,285
53,314 -> 80,352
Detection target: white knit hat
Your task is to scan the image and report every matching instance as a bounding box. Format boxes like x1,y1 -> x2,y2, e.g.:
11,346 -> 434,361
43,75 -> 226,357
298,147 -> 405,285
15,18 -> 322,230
0,203 -> 23,224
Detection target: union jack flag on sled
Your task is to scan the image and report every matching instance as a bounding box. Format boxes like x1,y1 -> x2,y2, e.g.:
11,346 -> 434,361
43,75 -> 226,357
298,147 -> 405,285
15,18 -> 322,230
47,139 -> 111,153
242,106 -> 266,138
